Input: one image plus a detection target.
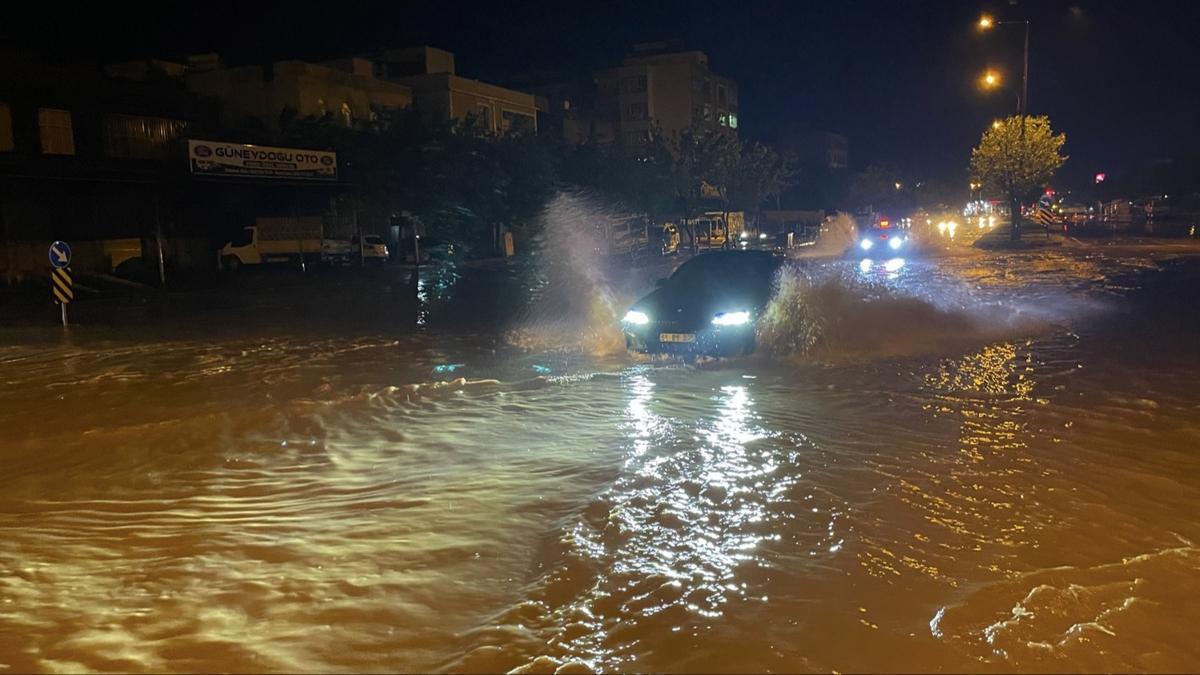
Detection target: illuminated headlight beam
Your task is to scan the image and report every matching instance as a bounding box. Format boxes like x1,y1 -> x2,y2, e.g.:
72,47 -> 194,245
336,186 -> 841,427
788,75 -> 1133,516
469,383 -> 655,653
622,310 -> 649,325
712,311 -> 751,326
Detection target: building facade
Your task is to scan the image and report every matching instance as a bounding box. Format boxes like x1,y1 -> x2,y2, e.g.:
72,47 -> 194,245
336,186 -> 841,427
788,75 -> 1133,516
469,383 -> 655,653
377,47 -> 537,135
594,42 -> 738,150
185,56 -> 414,131
0,57 -> 200,244
184,47 -> 537,136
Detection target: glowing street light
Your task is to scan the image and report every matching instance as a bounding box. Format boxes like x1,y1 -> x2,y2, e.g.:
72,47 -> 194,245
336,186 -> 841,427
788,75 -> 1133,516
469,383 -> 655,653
980,70 -> 1020,114
974,13 -> 1030,118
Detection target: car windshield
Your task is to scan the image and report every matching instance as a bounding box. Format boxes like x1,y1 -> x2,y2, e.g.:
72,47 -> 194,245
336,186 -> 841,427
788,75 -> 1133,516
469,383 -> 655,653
669,252 -> 778,287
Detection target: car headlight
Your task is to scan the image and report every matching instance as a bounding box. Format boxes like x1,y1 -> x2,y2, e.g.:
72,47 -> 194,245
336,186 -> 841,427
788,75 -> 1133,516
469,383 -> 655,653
888,237 -> 903,250
622,310 -> 649,325
712,310 -> 750,326
860,238 -> 873,251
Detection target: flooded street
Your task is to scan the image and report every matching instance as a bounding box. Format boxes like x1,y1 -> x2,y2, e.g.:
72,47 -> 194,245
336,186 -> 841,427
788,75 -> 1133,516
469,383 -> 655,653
2,246 -> 1200,673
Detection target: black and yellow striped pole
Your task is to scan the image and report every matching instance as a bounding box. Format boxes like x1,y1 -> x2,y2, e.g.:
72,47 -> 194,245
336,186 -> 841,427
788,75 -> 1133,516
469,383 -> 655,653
48,240 -> 73,327
51,267 -> 73,327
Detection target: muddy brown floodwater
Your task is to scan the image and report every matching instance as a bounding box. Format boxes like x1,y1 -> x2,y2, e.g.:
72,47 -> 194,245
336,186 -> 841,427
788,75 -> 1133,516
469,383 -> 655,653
1,247 -> 1199,673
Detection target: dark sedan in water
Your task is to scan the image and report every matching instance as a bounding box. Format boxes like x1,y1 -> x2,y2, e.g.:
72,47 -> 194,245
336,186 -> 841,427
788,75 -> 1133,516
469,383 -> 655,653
621,250 -> 783,357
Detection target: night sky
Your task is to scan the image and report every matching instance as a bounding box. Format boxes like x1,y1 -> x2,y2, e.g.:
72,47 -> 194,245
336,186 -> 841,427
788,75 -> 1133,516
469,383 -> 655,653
6,0 -> 1200,189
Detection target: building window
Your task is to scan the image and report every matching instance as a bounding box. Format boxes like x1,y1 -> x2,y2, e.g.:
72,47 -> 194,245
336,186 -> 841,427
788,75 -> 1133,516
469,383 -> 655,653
621,75 -> 647,93
476,102 -> 494,131
728,112 -> 738,129
624,102 -> 648,121
104,114 -> 186,159
341,102 -> 353,127
0,103 -> 12,152
717,85 -> 727,106
38,108 -> 75,155
501,109 -> 534,135
703,104 -> 713,123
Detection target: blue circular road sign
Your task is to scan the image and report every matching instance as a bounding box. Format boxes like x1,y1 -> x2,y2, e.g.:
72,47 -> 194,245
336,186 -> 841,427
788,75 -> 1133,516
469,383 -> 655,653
49,241 -> 72,269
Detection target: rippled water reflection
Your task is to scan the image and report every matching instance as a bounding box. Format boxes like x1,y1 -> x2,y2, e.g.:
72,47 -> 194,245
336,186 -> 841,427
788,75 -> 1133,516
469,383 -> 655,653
2,250 -> 1199,673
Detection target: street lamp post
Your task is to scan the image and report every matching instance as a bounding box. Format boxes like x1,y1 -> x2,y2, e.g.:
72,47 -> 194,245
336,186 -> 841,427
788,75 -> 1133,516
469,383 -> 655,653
979,15 -> 1029,118
980,14 -> 1032,239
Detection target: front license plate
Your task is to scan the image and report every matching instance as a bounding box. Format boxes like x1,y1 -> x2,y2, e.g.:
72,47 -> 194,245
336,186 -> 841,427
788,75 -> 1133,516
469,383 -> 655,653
659,332 -> 695,343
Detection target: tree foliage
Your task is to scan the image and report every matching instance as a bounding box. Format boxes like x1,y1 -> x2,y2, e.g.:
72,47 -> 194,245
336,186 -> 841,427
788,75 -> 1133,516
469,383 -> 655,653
847,163 -> 910,213
275,108 -> 556,252
970,115 -> 1067,238
265,108 -> 797,256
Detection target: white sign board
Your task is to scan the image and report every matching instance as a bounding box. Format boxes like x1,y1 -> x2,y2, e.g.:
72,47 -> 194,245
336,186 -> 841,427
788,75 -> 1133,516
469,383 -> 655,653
188,140 -> 337,181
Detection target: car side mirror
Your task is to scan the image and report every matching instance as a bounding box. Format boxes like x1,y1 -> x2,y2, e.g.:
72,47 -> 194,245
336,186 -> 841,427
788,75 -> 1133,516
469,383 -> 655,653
655,277 -> 667,288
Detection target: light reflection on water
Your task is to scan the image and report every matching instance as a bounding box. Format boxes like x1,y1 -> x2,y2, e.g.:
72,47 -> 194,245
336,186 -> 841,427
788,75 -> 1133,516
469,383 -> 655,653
0,251 -> 1199,672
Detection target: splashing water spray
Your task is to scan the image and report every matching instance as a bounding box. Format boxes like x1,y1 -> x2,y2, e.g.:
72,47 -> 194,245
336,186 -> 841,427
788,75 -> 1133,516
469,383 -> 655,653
507,192 -> 635,356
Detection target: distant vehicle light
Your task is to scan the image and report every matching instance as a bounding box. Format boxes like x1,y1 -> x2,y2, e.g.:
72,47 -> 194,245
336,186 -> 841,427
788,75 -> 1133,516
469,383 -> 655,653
759,232 -> 768,240
888,236 -> 903,250
884,258 -> 905,272
622,310 -> 649,325
740,231 -> 750,240
712,310 -> 751,326
860,238 -> 874,251
880,219 -> 891,228
859,258 -> 873,272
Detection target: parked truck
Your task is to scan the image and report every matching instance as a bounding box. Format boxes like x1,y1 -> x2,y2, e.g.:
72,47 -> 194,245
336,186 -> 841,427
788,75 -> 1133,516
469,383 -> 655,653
220,216 -> 356,270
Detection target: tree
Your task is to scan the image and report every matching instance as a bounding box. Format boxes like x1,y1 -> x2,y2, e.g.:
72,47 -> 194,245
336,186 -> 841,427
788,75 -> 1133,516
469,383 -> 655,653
970,115 -> 1067,240
847,163 -> 912,214
670,127 -> 741,251
275,108 -> 559,255
729,142 -> 797,232
559,134 -> 675,222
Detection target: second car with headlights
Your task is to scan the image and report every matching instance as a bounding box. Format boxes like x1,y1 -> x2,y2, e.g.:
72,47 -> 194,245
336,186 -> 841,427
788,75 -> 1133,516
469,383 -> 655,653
854,215 -> 909,256
621,251 -> 783,357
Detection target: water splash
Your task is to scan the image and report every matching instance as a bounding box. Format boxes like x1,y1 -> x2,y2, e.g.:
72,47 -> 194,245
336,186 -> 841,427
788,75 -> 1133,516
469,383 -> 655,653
801,212 -> 859,258
755,262 -> 1072,363
507,192 -> 644,357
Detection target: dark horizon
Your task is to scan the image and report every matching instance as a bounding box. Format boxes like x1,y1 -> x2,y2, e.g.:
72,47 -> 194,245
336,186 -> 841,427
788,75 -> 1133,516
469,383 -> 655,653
5,0 -> 1199,191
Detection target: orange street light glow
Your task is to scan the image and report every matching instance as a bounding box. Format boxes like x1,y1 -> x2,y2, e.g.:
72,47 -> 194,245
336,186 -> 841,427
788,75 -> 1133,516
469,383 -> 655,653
982,70 -> 1000,87
979,14 -> 995,29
